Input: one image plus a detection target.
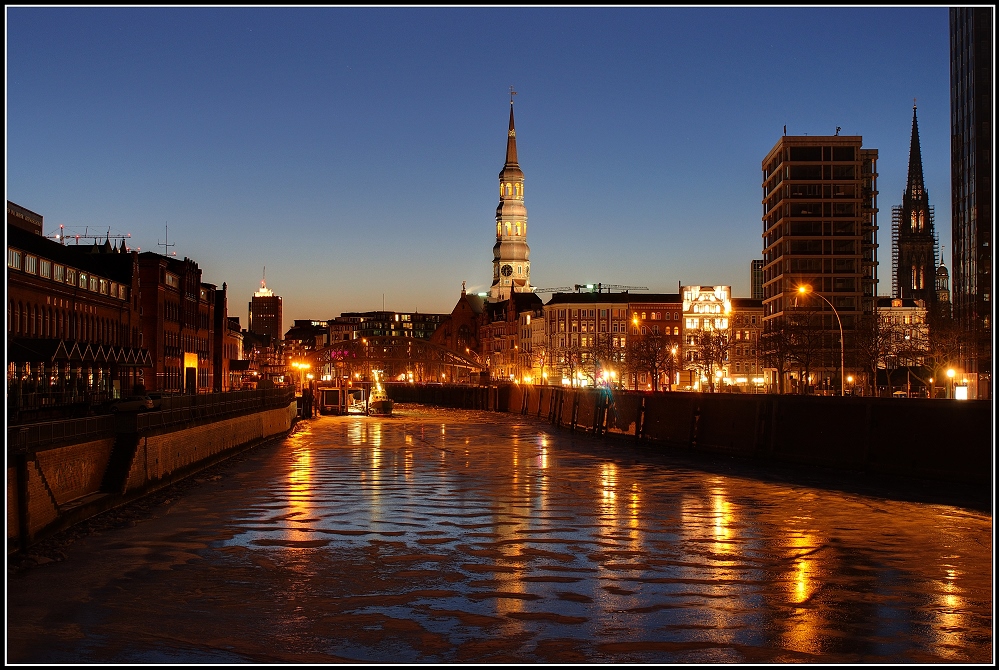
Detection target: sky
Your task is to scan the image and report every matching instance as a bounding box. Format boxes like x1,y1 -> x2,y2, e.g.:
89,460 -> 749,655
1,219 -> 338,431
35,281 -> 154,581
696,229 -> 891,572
7,6 -> 955,326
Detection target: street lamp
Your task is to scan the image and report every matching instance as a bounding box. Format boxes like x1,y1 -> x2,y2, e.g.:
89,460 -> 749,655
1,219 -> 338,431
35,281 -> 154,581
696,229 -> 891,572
797,285 -> 845,396
947,368 -> 955,398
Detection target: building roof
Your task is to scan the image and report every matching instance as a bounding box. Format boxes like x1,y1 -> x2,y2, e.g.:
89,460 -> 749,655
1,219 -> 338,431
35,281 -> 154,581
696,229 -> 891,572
544,292 -> 682,306
8,223 -> 138,284
877,297 -> 926,308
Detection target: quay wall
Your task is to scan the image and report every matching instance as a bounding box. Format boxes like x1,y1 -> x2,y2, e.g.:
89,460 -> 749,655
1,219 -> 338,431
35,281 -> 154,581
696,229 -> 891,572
8,396 -> 297,552
388,383 -> 992,488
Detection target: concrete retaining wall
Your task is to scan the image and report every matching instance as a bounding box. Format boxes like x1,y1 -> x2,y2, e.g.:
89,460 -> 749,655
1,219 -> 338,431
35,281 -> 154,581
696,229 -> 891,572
8,401 -> 297,551
390,383 -> 991,489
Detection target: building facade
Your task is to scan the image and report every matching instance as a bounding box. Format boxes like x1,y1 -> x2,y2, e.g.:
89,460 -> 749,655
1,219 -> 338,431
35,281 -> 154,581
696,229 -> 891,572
137,253 -> 217,394
761,134 -> 879,392
249,279 -> 283,343
729,298 -> 765,391
751,259 -> 764,300
949,7 -> 992,399
489,95 -> 533,301
892,105 -> 938,304
7,202 -> 150,418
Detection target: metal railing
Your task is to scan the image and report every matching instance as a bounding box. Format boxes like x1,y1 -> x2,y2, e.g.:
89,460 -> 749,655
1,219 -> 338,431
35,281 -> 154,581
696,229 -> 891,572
8,416 -> 117,455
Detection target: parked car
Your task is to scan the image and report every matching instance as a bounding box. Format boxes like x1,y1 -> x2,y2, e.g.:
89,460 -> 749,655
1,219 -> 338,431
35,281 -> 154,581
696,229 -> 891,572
110,395 -> 154,412
146,392 -> 165,409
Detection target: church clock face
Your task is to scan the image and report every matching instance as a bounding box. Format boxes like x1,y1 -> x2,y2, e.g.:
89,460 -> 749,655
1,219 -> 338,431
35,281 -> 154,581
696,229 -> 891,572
501,264 -> 513,277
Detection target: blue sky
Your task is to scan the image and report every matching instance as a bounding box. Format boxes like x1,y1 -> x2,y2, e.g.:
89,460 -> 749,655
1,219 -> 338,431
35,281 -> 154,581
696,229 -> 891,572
7,6 -> 953,325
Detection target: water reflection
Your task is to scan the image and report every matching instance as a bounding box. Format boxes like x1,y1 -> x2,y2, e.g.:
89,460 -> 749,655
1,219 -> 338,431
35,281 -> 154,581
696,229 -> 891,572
216,410 -> 991,662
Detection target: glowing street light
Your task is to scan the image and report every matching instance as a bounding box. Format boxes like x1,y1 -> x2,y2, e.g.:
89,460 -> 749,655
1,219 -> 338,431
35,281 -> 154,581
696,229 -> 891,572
797,285 -> 845,396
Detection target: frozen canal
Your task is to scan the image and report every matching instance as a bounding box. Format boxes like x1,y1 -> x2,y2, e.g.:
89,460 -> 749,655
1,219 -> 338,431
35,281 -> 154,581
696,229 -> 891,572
6,406 -> 993,663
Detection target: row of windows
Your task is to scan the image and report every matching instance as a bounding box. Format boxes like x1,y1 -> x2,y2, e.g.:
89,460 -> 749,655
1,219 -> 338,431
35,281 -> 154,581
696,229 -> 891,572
8,300 -> 139,346
8,248 -> 128,300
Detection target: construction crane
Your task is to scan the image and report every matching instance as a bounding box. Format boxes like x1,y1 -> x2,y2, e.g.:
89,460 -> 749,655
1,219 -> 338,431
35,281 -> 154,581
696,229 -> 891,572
47,225 -> 133,248
533,283 -> 649,294
532,286 -> 575,294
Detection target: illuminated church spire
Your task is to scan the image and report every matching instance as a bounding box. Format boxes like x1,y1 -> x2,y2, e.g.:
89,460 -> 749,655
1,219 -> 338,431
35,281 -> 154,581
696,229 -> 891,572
489,88 -> 532,301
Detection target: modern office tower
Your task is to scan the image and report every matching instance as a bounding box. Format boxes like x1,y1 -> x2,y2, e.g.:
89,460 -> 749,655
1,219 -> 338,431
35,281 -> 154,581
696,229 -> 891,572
891,105 -> 938,304
751,259 -> 764,299
489,93 -> 532,301
248,277 -> 283,343
950,7 -> 992,399
761,134 -> 879,391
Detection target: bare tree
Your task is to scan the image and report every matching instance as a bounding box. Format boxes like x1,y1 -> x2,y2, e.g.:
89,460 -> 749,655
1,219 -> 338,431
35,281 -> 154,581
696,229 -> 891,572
626,329 -> 678,392
855,312 -> 910,397
787,307 -> 822,394
760,317 -> 794,394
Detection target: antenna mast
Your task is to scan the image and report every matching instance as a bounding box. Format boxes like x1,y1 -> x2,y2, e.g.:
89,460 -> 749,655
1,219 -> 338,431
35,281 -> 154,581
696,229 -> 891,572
158,223 -> 176,256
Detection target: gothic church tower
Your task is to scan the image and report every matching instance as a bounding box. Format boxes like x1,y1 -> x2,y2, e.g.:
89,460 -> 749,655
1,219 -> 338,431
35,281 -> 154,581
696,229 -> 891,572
892,104 -> 938,304
489,92 -> 532,301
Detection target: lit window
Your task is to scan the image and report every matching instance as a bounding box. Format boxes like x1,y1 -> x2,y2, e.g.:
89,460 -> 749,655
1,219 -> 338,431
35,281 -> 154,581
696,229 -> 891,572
40,259 -> 52,278
24,255 -> 37,274
7,249 -> 21,269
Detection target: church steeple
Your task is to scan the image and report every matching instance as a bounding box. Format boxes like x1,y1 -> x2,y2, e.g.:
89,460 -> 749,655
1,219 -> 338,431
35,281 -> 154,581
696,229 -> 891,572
489,89 -> 532,302
891,102 -> 938,303
903,102 -> 927,209
505,99 -> 519,167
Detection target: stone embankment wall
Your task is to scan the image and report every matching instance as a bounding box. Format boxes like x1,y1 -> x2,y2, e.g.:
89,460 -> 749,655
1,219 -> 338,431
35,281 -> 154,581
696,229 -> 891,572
389,383 -> 992,488
8,399 -> 297,552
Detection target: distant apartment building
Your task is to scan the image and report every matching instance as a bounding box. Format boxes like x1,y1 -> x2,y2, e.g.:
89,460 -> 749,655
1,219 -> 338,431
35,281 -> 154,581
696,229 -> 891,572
627,294 -> 683,390
761,134 -> 879,392
331,311 -> 447,341
729,298 -> 764,391
949,7 -> 992,399
543,292 -> 632,386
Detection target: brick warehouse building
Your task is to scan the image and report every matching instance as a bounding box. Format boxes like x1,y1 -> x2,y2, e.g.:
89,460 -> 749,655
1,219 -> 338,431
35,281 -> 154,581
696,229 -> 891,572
7,201 -> 151,421
137,252 -> 217,394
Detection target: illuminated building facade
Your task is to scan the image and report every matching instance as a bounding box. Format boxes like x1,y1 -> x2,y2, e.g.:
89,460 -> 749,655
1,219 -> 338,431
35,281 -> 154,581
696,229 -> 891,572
761,134 -> 879,391
543,292 -> 632,386
682,285 -> 732,390
490,94 -> 532,301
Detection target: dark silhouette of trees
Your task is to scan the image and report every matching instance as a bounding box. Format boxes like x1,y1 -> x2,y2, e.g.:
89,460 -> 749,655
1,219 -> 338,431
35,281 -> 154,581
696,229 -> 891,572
627,329 -> 679,392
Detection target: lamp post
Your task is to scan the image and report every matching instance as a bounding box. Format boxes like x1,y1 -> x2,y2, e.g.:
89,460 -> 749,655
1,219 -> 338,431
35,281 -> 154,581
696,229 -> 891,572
947,368 -> 955,399
797,285 -> 845,396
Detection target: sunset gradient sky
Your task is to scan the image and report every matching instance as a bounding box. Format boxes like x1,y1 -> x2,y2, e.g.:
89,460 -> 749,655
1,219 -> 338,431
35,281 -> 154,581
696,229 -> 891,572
7,6 -> 953,325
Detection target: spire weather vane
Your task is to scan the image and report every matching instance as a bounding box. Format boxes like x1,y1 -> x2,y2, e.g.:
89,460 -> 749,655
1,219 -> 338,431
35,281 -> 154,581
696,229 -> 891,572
509,85 -> 517,104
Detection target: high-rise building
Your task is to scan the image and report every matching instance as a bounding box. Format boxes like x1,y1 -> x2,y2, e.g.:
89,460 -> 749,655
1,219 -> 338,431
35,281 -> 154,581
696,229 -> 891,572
761,134 -> 879,391
489,92 -> 532,301
751,259 -> 764,299
891,105 -> 938,304
950,7 -> 992,399
248,277 -> 283,343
